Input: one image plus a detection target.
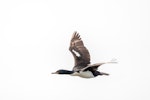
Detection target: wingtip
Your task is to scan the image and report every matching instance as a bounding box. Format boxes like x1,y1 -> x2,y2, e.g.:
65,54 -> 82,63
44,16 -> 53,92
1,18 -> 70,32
74,31 -> 77,34
72,31 -> 81,40
74,31 -> 78,36
73,31 -> 78,36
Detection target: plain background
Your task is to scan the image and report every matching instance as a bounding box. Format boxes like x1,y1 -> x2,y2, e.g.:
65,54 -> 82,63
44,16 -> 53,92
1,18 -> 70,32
0,0 -> 150,100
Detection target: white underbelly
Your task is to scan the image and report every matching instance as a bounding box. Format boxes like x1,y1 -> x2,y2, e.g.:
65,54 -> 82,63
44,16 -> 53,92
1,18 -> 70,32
71,71 -> 94,78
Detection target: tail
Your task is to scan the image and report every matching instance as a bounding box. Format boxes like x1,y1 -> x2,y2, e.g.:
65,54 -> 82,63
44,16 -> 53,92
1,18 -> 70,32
100,72 -> 109,76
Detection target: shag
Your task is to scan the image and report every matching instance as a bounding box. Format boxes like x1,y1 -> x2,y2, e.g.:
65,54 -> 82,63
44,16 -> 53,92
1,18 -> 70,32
52,32 -> 117,78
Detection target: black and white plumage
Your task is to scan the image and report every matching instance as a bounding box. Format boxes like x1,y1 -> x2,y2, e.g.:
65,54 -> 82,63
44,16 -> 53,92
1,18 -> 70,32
52,32 -> 117,78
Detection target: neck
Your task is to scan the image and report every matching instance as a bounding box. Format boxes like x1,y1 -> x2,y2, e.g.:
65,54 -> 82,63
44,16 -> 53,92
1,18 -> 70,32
59,70 -> 74,74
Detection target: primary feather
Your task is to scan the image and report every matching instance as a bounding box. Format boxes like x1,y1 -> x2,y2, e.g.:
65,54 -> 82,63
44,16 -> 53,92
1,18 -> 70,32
69,31 -> 91,71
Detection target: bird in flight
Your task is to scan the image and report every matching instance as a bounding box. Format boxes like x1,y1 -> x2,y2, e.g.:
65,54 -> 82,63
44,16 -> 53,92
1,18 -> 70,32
52,32 -> 117,78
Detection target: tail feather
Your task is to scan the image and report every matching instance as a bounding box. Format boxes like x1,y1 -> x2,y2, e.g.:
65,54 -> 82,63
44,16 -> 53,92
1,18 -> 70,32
100,72 -> 109,76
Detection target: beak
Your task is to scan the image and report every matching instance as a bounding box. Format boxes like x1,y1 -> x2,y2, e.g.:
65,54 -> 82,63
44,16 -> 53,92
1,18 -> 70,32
51,72 -> 58,74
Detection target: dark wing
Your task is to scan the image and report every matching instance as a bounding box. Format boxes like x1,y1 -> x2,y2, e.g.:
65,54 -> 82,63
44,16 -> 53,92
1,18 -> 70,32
69,31 -> 91,71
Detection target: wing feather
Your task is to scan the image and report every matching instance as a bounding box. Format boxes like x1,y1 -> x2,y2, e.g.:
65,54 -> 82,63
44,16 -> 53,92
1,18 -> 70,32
69,31 -> 91,71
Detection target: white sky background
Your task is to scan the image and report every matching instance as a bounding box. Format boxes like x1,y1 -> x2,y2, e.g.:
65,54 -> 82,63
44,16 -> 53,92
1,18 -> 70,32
0,0 -> 150,100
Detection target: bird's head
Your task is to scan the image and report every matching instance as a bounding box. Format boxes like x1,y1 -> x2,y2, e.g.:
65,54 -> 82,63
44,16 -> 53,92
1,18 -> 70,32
52,69 -> 74,74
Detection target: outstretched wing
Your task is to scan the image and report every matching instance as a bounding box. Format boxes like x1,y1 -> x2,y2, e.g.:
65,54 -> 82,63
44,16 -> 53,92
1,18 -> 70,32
69,31 -> 91,71
82,61 -> 117,71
